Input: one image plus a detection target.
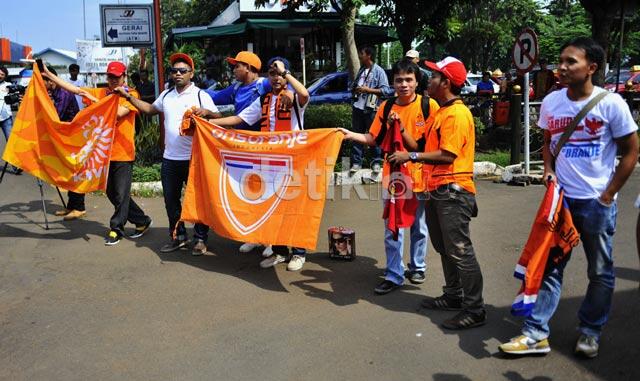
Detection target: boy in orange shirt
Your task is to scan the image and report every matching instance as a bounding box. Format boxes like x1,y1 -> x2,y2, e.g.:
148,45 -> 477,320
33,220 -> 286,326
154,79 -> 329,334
388,57 -> 486,329
342,59 -> 439,294
43,62 -> 152,246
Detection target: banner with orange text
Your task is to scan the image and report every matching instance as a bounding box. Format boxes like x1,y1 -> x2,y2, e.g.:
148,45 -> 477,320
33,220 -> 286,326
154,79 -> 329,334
180,114 -> 343,250
2,65 -> 119,192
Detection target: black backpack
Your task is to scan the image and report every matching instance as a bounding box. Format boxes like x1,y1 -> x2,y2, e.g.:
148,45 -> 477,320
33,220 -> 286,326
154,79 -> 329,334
374,95 -> 431,146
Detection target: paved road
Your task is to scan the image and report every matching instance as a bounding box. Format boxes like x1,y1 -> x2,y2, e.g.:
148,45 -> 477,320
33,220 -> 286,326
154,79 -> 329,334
0,164 -> 639,380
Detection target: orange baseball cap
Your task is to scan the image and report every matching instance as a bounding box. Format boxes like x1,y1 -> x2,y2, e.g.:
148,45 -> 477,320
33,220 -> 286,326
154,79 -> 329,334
226,51 -> 261,71
424,56 -> 467,87
106,61 -> 127,77
170,53 -> 195,69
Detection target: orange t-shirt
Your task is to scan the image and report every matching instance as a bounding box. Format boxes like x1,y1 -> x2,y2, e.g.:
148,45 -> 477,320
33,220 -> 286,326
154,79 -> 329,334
423,99 -> 476,194
83,88 -> 139,162
369,95 -> 439,192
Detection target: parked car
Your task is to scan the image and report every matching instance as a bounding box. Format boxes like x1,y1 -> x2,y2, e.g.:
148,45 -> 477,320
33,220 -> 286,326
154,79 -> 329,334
308,70 -> 396,105
604,65 -> 640,94
462,73 -> 500,95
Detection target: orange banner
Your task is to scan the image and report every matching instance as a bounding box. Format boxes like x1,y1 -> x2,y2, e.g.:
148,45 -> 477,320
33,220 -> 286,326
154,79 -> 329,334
2,65 -> 119,193
180,114 -> 343,250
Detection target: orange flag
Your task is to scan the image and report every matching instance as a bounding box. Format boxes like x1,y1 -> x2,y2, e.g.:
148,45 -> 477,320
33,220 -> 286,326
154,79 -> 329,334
2,65 -> 119,193
180,113 -> 344,250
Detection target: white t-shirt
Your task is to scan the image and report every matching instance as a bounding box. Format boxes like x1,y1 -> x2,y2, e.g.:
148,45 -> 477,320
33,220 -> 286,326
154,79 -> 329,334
0,81 -> 12,121
538,87 -> 638,199
68,78 -> 86,110
153,83 -> 218,160
238,92 -> 307,131
353,68 -> 371,110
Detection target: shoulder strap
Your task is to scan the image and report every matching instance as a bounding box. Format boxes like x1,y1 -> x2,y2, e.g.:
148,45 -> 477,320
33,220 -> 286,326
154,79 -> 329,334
374,97 -> 397,146
552,91 -> 609,158
161,87 -> 175,102
292,93 -> 303,131
198,89 -> 202,108
421,95 -> 430,120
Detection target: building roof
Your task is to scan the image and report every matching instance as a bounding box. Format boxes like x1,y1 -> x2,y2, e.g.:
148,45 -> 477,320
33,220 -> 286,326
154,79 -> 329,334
34,48 -> 77,60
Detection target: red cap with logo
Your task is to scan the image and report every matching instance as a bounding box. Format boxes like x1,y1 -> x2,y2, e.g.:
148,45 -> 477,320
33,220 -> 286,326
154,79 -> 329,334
424,57 -> 467,87
106,61 -> 127,77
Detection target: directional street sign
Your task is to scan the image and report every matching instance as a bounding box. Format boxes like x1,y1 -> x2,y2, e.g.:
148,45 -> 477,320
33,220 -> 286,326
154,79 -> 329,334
512,28 -> 538,73
100,4 -> 154,47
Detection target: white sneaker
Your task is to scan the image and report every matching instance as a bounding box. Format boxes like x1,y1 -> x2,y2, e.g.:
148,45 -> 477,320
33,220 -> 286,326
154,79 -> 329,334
262,245 -> 274,257
287,255 -> 306,271
260,254 -> 286,268
239,242 -> 260,253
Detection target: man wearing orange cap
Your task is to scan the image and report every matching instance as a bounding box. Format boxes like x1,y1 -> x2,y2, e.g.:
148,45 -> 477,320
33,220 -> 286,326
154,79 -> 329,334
388,56 -> 486,330
43,61 -> 153,246
116,53 -> 220,255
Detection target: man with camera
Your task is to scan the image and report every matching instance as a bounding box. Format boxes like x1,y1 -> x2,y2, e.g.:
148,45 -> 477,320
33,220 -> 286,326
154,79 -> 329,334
0,66 -> 22,175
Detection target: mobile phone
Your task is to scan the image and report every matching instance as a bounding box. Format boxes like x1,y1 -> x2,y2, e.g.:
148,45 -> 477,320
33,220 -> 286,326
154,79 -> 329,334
35,59 -> 44,72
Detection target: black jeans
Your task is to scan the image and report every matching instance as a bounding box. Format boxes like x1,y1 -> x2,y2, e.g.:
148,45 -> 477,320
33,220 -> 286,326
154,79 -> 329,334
67,191 -> 85,211
425,186 -> 484,314
161,158 -> 209,241
106,161 -> 150,236
350,107 -> 381,166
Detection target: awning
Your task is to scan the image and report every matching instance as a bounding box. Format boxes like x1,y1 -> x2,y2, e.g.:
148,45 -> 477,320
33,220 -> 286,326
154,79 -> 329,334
170,18 -> 396,45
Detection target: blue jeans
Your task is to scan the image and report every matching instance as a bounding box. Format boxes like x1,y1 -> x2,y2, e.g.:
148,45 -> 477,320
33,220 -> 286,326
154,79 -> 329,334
384,197 -> 428,285
523,197 -> 617,341
350,107 -> 380,167
161,158 -> 209,241
0,117 -> 12,141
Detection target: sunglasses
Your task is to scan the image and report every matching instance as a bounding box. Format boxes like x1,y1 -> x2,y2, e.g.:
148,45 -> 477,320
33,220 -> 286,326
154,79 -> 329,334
170,68 -> 192,75
107,74 -> 123,80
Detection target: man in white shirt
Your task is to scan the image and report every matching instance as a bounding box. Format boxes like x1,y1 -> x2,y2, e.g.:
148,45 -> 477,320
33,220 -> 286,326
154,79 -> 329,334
500,37 -> 639,359
0,66 -> 22,175
67,64 -> 86,110
210,57 -> 310,271
116,53 -> 221,255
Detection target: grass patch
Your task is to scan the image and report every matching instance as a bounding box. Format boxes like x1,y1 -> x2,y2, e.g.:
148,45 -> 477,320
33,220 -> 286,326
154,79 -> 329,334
475,150 -> 510,167
132,163 -> 161,182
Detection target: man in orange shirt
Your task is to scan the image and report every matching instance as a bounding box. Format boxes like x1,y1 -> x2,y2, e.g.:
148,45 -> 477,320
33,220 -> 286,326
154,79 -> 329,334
43,62 -> 152,246
388,57 -> 486,329
342,58 -> 439,294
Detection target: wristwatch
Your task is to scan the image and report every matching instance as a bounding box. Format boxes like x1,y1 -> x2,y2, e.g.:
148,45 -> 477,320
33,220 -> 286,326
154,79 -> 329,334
409,152 -> 418,162
281,70 -> 291,78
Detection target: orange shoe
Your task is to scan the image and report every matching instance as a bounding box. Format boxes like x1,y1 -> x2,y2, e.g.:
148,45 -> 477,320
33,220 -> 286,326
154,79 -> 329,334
63,209 -> 86,221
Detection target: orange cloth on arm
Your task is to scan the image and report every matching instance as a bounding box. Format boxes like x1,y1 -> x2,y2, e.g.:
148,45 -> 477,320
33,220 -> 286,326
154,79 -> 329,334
423,99 -> 476,194
83,87 -> 139,161
368,95 -> 439,192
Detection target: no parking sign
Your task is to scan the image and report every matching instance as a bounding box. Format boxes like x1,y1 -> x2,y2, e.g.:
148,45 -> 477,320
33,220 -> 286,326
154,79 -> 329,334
512,28 -> 538,73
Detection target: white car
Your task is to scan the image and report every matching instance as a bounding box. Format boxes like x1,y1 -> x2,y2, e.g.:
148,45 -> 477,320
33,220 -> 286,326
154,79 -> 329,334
462,73 -> 500,94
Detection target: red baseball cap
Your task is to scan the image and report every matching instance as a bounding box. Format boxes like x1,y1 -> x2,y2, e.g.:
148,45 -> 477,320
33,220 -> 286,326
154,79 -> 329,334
169,53 -> 195,69
106,61 -> 127,77
424,57 -> 467,87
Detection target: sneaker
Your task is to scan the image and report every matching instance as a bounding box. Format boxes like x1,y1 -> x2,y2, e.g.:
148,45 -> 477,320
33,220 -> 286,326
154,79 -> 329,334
575,334 -> 599,358
499,335 -> 551,355
239,242 -> 260,253
262,245 -> 274,257
192,239 -> 207,256
63,209 -> 86,221
441,310 -> 487,330
104,230 -> 121,246
129,219 -> 153,238
421,294 -> 463,310
160,238 -> 188,253
374,280 -> 401,295
349,164 -> 361,173
405,269 -> 426,284
260,254 -> 286,268
55,208 -> 71,216
287,255 -> 306,271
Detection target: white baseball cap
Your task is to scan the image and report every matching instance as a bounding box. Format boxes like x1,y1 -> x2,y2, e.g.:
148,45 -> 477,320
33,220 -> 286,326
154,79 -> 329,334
405,50 -> 420,59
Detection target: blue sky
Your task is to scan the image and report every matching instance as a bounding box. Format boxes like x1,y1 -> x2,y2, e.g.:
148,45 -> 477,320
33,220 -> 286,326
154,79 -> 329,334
1,0 -> 151,52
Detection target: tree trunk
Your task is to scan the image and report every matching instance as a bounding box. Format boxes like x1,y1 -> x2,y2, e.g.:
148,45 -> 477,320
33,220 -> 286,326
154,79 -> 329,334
592,14 -> 613,86
341,6 -> 360,81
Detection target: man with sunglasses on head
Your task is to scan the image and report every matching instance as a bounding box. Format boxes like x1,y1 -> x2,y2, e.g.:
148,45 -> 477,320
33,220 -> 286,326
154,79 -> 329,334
116,53 -> 220,255
43,61 -> 153,246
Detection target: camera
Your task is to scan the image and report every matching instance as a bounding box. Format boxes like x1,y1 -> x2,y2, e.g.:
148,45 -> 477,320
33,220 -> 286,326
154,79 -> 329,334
4,84 -> 26,105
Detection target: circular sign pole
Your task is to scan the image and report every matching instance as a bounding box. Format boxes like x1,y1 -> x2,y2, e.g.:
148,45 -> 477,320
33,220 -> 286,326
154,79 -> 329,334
512,28 -> 539,175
